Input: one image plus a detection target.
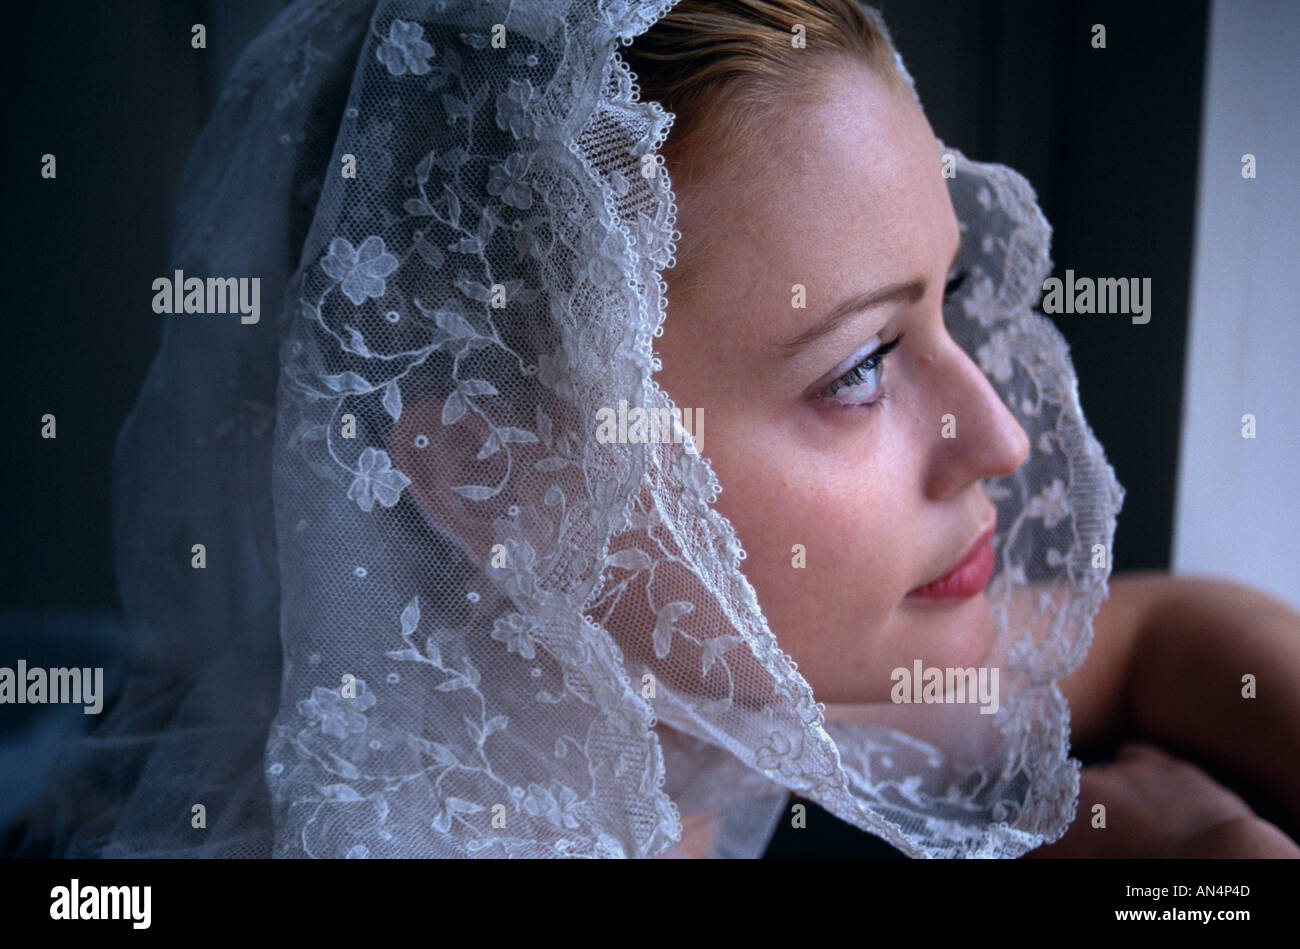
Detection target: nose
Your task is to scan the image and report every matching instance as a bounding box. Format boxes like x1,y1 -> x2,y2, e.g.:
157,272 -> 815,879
922,337 -> 1031,500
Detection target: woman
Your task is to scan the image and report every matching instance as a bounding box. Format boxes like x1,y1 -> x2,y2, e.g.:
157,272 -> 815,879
620,0 -> 1300,858
18,0 -> 1298,859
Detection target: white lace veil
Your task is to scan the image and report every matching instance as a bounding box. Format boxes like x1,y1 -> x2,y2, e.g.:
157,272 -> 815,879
24,0 -> 1124,859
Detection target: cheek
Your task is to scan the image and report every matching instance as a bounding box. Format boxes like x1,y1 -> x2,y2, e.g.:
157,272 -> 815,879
718,427 -> 919,602
708,434 -> 920,701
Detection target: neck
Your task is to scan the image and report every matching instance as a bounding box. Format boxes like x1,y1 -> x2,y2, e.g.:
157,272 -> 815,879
657,807 -> 719,859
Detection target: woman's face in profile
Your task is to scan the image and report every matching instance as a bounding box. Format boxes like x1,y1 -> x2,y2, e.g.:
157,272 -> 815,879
654,62 -> 1031,705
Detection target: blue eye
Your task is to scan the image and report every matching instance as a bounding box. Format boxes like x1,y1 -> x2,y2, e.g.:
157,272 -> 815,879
816,270 -> 966,411
818,334 -> 903,409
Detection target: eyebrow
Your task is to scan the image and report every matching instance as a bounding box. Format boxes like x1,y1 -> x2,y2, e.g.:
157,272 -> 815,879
780,234 -> 963,354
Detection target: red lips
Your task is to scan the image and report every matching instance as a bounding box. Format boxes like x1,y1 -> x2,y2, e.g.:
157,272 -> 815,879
905,519 -> 996,602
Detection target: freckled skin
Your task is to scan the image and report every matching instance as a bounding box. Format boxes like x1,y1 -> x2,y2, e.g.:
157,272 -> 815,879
653,63 -> 1030,704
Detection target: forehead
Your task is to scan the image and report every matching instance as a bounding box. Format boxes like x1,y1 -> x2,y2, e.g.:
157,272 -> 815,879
672,62 -> 956,309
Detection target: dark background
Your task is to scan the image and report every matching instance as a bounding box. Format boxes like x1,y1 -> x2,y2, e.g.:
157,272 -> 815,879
3,1 -> 1207,857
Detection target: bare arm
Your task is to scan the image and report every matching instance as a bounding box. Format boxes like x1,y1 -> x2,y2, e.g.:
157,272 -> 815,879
1027,742 -> 1300,858
1061,570 -> 1300,825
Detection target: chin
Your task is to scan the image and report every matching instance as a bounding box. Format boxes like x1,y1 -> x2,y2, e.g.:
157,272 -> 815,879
904,590 -> 1001,670
797,594 -> 1004,706
826,592 -> 1000,701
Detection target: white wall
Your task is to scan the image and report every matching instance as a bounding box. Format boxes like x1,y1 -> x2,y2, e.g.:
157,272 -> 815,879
1172,0 -> 1300,607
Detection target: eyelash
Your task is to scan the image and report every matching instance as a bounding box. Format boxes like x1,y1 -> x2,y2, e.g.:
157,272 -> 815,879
816,268 -> 969,411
